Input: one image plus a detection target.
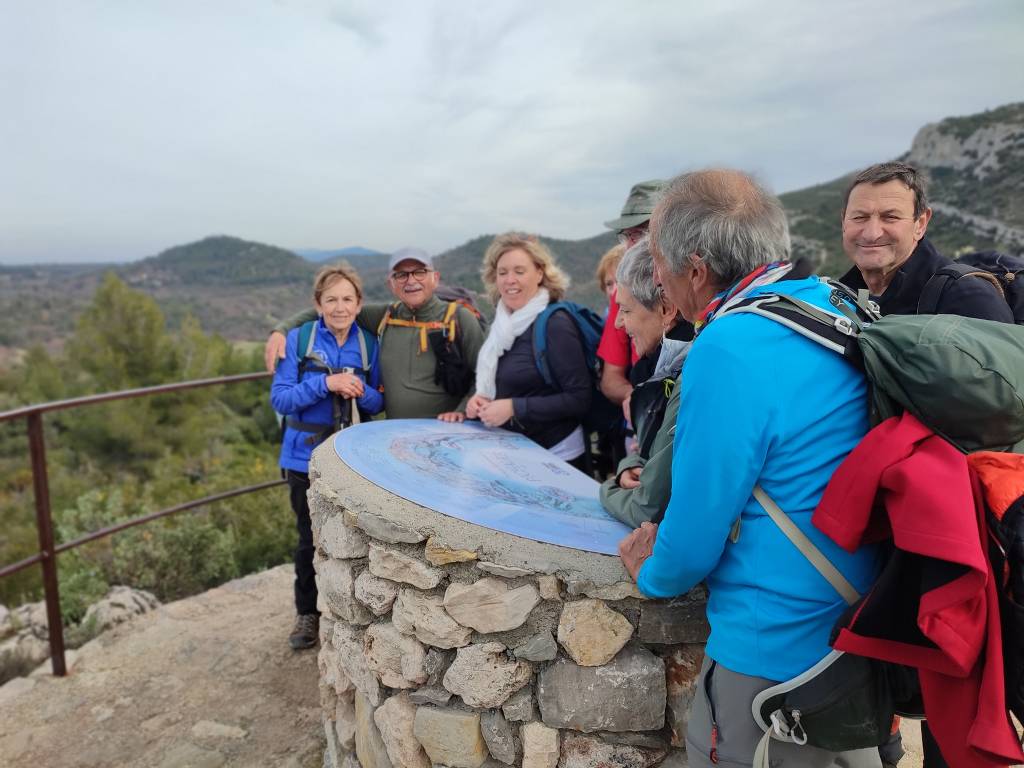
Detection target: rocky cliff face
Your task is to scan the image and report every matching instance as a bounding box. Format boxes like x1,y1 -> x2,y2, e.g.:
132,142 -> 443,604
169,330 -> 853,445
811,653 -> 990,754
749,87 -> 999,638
781,101 -> 1024,277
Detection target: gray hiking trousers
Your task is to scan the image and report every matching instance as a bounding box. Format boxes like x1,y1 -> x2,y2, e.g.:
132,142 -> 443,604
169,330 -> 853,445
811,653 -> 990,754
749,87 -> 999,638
685,656 -> 883,768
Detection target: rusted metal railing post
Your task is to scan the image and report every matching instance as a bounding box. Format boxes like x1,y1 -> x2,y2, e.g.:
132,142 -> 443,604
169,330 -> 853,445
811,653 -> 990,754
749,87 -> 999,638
26,412 -> 66,676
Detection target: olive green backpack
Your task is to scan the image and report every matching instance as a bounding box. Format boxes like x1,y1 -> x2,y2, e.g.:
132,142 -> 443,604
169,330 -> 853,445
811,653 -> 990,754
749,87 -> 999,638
721,280 -> 1024,453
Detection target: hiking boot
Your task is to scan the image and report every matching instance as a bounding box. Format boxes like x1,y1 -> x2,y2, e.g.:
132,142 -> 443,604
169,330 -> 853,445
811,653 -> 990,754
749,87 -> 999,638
289,613 -> 319,650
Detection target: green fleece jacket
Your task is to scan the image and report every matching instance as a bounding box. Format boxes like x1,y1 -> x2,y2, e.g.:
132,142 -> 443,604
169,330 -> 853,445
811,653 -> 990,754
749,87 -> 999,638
599,380 -> 680,528
274,296 -> 484,419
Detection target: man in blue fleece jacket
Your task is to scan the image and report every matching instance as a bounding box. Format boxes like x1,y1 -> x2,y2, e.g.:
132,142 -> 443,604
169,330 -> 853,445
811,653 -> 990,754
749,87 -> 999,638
618,169 -> 884,767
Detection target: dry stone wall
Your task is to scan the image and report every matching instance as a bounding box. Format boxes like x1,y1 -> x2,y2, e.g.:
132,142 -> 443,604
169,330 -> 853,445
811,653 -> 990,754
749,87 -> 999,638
310,445 -> 708,768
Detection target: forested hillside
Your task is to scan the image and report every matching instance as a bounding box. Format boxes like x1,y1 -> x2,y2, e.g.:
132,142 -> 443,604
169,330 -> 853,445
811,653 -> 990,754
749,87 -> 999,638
0,275 -> 290,624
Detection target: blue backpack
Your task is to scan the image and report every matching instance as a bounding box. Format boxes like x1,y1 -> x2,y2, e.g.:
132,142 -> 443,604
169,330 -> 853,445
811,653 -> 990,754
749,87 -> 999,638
531,302 -> 623,435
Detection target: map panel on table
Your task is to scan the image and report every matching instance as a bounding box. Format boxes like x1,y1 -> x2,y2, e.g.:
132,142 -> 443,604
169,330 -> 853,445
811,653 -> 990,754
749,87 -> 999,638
333,419 -> 632,555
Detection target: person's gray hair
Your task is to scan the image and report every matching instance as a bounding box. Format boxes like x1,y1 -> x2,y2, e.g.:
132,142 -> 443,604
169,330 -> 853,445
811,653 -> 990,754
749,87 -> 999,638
615,238 -> 661,310
650,169 -> 790,287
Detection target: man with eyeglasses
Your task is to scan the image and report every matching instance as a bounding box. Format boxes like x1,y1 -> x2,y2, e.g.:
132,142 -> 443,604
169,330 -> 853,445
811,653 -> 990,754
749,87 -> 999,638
266,248 -> 484,419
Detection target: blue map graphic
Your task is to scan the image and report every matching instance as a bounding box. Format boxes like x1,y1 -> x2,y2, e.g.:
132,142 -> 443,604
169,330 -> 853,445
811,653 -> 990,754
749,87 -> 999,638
333,419 -> 633,555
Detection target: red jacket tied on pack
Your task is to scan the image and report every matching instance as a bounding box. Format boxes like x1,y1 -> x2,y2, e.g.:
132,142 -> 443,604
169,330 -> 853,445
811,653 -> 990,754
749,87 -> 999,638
813,412 -> 1024,768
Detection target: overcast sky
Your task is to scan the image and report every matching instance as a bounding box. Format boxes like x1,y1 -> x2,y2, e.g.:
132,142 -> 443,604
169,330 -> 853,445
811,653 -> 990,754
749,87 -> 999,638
2,0 -> 1022,264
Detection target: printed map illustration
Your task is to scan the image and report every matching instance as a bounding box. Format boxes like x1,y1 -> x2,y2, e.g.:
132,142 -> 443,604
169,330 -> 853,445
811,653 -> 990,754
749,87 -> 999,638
334,419 -> 633,555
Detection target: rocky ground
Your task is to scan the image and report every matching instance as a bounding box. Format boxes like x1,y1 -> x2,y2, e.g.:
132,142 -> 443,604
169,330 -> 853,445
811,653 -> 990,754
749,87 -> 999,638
0,562 -> 926,768
0,565 -> 323,768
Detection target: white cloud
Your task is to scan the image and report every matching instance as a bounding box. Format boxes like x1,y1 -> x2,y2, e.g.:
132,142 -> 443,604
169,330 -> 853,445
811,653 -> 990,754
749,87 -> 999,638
1,0 -> 1021,263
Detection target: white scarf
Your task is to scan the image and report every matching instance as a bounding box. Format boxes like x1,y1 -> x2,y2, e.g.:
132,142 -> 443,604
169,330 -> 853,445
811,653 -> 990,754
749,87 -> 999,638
475,288 -> 551,398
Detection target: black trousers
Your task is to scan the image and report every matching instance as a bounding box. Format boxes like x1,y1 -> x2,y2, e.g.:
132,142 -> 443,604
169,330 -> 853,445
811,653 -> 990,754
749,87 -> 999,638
287,470 -> 318,616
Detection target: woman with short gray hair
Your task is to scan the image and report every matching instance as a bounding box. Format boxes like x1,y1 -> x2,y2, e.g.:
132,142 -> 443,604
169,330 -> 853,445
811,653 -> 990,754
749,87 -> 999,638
599,238 -> 691,527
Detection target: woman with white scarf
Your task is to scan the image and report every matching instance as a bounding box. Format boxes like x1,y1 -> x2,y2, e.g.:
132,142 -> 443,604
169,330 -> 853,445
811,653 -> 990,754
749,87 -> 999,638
439,233 -> 592,470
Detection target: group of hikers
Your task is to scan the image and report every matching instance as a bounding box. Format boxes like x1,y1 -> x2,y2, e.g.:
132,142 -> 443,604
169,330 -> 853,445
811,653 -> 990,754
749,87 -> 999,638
265,161 -> 1024,768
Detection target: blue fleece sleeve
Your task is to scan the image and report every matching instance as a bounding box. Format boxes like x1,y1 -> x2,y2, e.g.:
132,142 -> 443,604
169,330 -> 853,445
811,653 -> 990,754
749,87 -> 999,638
270,329 -> 329,415
637,327 -> 773,597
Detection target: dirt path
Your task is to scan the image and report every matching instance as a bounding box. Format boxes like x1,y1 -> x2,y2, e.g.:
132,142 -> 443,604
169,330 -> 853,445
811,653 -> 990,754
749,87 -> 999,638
0,565 -> 323,768
0,562 -> 925,768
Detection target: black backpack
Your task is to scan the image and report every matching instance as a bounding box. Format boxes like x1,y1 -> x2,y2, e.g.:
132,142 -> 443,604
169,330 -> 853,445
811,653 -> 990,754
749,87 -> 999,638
919,250 -> 1024,323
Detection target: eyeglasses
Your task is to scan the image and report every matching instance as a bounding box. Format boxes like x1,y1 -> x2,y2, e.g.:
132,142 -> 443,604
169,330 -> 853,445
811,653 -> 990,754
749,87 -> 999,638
391,268 -> 432,282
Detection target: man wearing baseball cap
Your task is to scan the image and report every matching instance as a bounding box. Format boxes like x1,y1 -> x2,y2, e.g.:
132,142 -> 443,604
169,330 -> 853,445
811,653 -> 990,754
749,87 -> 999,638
266,247 -> 484,419
598,179 -> 667,405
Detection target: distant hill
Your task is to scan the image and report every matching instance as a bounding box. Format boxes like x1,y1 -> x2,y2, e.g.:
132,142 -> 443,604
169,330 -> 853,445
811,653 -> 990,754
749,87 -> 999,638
3,101 -> 1022,353
121,235 -> 314,288
294,246 -> 386,266
782,101 -> 1024,276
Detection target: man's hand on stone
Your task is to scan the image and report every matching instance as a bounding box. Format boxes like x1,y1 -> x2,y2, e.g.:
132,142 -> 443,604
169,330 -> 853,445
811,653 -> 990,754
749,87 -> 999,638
618,522 -> 658,582
265,332 -> 287,373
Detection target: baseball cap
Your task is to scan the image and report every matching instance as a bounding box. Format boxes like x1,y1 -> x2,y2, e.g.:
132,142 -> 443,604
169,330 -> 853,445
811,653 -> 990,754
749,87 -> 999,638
387,247 -> 434,272
604,179 -> 667,231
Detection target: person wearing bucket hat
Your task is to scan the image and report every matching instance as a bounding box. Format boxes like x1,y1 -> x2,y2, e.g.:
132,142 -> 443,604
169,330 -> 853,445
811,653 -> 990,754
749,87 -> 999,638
597,180 -> 667,409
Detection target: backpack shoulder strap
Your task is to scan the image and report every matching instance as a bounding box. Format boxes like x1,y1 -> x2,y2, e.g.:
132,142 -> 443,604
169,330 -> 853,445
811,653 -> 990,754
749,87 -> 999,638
356,326 -> 371,376
752,485 -> 860,606
297,320 -> 318,361
443,300 -> 459,341
918,264 -> 1007,315
376,303 -> 400,337
532,303 -> 565,388
719,294 -> 861,359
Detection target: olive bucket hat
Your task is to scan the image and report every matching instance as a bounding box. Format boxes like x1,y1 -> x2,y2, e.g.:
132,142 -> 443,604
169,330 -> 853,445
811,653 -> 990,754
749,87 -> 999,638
604,179 -> 667,231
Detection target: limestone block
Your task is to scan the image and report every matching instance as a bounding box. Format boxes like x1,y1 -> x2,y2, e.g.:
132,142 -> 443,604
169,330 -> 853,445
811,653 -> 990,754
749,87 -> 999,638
477,562 -> 534,578
392,589 -> 471,649
638,599 -> 710,645
325,717 -> 342,768
347,510 -> 425,545
537,645 -> 666,732
318,642 -> 353,695
0,604 -> 11,639
363,622 -> 427,689
355,691 -> 393,768
521,722 -> 559,768
558,733 -> 666,768
368,543 -> 444,589
320,515 -> 371,559
354,572 -> 400,616
501,686 -> 536,722
413,706 -> 489,768
320,680 -> 339,716
319,559 -> 373,624
658,748 -> 689,768
537,575 -> 562,602
320,615 -> 337,647
556,600 -> 633,667
81,586 -> 160,633
374,692 -> 430,768
443,642 -> 532,709
425,537 -> 478,566
443,579 -> 540,634
423,647 -> 455,684
664,644 -> 705,747
408,685 -> 452,706
564,581 -> 644,601
333,623 -> 383,706
13,601 -> 47,637
480,709 -> 517,764
337,690 -> 356,751
513,632 -> 557,662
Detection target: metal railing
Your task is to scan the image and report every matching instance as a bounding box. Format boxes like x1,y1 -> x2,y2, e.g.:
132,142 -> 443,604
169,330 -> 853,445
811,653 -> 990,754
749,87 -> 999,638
0,372 -> 286,676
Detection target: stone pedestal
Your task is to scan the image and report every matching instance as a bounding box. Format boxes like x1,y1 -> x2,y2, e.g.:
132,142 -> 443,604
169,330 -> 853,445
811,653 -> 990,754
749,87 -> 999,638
309,443 -> 707,768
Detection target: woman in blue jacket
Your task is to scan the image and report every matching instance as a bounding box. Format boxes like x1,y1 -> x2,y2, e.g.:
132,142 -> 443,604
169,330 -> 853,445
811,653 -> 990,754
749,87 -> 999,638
271,263 -> 383,650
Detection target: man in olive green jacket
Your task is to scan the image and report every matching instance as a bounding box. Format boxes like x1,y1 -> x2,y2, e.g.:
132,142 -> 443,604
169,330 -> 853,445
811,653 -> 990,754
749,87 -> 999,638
266,248 -> 484,419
